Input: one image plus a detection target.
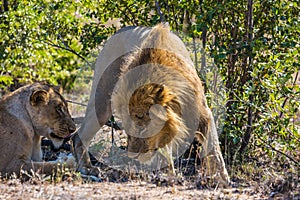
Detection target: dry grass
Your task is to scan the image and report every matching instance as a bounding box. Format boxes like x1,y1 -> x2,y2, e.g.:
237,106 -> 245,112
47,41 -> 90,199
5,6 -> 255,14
1,127 -> 298,200
0,177 -> 273,200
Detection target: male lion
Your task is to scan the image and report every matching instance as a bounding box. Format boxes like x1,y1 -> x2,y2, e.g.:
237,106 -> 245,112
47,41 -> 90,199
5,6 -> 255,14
0,82 -> 76,177
73,24 -> 229,184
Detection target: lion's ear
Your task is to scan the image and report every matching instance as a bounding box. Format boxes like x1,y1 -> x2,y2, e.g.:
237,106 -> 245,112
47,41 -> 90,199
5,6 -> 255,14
30,90 -> 49,106
155,85 -> 165,101
53,85 -> 63,94
194,131 -> 206,144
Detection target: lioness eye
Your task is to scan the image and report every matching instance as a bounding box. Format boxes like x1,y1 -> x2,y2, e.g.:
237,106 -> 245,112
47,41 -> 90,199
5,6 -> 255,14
56,105 -> 64,115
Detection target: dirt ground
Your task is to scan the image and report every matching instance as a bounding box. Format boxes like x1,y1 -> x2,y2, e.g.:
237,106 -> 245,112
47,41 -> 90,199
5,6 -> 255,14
0,178 -> 276,200
0,135 -> 298,200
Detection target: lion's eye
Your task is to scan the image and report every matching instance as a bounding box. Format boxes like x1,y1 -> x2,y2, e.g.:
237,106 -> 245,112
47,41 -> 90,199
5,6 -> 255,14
56,105 -> 64,115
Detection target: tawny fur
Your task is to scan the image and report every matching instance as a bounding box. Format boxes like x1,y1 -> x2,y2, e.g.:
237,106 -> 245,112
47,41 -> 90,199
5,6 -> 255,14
0,83 -> 76,177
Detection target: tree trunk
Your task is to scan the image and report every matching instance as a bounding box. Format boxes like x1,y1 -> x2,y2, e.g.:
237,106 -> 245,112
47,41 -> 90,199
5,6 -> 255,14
239,0 -> 254,154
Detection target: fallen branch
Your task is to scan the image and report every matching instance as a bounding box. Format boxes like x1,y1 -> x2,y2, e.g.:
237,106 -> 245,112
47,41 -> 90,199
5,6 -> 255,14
257,134 -> 299,166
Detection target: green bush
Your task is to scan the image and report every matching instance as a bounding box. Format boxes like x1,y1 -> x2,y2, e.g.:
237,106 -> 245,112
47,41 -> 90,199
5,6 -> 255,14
0,0 -> 299,174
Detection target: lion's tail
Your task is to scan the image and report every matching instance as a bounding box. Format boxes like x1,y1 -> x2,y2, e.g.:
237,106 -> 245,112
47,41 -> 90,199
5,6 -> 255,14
140,23 -> 192,64
141,23 -> 172,50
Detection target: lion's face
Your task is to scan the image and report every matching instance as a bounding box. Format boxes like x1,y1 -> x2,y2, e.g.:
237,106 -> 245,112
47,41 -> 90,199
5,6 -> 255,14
127,83 -> 181,160
28,84 -> 76,148
129,83 -> 162,127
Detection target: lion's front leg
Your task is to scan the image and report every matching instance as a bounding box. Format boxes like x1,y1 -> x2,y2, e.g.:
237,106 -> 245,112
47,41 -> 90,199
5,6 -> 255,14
72,133 -> 98,175
72,89 -> 113,176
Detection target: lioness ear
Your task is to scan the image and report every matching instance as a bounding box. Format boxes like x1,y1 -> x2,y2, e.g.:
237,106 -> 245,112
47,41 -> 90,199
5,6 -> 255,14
53,85 -> 63,94
30,90 -> 49,106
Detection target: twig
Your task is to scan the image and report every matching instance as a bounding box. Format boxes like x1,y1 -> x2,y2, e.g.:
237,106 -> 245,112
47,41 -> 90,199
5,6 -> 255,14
66,100 -> 87,107
41,38 -> 92,68
279,71 -> 299,119
155,0 -> 165,23
258,135 -> 299,166
193,36 -> 199,73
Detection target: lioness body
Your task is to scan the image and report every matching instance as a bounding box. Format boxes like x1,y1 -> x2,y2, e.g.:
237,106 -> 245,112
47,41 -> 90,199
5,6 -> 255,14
73,24 -> 229,184
0,83 -> 76,176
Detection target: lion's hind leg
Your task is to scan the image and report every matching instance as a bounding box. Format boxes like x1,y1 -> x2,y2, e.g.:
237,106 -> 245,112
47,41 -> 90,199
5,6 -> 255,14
199,111 -> 230,185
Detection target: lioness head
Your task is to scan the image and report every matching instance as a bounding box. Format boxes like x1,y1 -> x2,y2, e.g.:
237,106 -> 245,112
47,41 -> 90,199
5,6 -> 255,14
127,83 -> 183,161
27,83 -> 76,148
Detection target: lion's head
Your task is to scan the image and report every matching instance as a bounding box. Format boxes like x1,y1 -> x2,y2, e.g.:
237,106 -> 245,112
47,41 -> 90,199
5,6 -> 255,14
27,83 -> 76,148
127,83 -> 185,161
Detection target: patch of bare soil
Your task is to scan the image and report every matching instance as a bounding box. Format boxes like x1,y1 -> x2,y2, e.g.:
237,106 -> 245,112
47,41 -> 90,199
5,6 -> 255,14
0,178 -> 273,200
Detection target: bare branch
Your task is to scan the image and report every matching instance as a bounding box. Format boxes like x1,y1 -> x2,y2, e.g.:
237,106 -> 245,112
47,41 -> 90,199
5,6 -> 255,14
66,100 -> 87,107
155,0 -> 165,23
40,38 -> 92,68
279,71 -> 299,119
258,136 -> 299,166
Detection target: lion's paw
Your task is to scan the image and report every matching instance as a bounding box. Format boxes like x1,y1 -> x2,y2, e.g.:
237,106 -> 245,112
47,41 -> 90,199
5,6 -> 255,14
49,153 -> 76,169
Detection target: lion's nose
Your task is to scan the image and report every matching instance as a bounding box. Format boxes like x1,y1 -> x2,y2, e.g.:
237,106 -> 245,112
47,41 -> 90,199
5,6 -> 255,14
135,113 -> 145,120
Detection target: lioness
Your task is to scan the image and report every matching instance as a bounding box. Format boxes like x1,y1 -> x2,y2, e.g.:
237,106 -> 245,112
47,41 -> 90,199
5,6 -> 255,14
0,83 -> 76,177
73,24 -> 229,184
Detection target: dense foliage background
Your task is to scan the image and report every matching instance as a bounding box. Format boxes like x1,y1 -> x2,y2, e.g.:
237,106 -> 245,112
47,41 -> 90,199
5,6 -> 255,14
0,0 -> 299,185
